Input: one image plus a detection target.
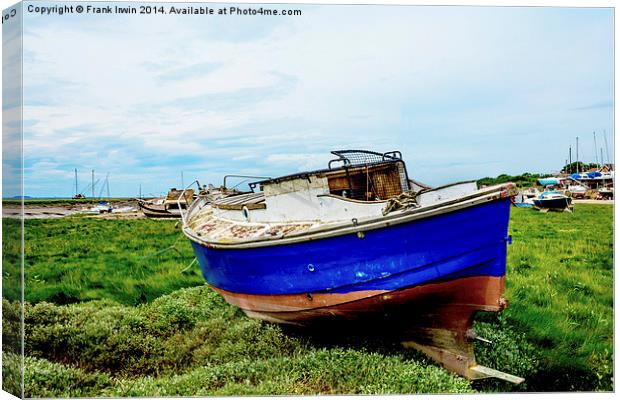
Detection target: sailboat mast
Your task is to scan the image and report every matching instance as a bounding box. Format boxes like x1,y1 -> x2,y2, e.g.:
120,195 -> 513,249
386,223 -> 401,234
576,137 -> 580,173
75,168 -> 78,195
92,170 -> 95,199
105,173 -> 110,198
593,131 -> 599,166
603,130 -> 611,168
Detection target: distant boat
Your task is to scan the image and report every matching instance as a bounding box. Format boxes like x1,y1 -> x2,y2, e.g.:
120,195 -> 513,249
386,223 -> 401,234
81,201 -> 113,214
597,187 -> 614,200
570,170 -> 614,192
537,177 -> 561,186
137,188 -> 195,218
180,150 -> 523,383
521,187 -> 540,200
567,182 -> 588,199
533,191 -> 572,212
512,187 -> 538,208
72,168 -> 86,199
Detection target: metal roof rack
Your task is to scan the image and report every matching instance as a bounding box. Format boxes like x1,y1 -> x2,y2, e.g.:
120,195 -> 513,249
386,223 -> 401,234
248,150 -> 409,193
328,150 -> 403,169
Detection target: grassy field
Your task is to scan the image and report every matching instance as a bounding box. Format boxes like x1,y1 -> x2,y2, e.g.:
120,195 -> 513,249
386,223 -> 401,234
2,204 -> 614,395
3,218 -> 201,305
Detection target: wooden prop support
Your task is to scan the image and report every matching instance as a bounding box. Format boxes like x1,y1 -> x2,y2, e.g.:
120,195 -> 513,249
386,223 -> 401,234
398,278 -> 524,384
400,304 -> 524,384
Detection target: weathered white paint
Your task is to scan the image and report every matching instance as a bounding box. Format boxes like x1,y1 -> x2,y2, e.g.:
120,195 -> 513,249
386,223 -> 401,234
206,180 -> 481,224
212,189 -> 388,223
316,195 -> 386,221
263,175 -> 329,196
417,181 -> 478,207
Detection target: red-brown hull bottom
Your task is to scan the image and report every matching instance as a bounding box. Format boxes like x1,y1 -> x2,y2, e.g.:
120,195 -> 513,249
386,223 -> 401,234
213,275 -> 521,382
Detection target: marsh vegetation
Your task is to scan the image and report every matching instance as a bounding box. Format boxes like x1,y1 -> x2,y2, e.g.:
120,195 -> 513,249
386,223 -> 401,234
2,204 -> 613,395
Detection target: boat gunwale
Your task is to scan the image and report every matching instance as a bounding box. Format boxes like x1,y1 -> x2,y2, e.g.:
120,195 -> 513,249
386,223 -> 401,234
183,182 -> 516,250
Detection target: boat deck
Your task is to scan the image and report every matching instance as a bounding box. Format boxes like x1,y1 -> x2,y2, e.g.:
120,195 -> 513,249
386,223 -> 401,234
212,192 -> 266,210
186,183 -> 518,248
188,207 -> 317,242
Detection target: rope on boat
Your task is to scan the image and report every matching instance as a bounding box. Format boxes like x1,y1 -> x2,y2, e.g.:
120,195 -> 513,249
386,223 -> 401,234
382,191 -> 423,215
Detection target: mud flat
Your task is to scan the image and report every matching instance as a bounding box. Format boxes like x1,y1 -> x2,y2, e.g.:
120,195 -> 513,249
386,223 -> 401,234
2,200 -> 141,219
3,206 -> 80,219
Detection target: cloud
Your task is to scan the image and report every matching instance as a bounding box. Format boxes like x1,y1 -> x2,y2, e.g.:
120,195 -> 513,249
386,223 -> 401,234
16,4 -> 615,196
156,61 -> 224,82
571,100 -> 614,111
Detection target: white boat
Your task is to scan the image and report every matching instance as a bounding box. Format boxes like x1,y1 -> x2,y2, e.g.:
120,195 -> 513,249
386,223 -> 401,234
568,183 -> 588,199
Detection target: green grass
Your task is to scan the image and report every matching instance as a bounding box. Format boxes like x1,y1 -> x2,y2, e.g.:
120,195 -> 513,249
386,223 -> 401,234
503,205 -> 613,391
10,217 -> 203,305
2,203 -> 614,395
8,288 -> 476,396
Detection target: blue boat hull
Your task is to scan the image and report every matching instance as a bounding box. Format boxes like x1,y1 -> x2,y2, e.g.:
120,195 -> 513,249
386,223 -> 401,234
188,197 -> 521,381
191,199 -> 511,297
533,197 -> 571,210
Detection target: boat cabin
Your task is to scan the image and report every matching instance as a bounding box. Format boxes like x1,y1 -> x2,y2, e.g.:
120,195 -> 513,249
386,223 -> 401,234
197,149 -> 479,228
257,150 -> 410,201
186,150 -> 487,243
208,151 -> 411,222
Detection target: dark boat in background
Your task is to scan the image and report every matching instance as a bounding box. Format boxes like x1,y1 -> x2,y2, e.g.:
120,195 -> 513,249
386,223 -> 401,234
180,150 -> 522,383
532,191 -> 573,212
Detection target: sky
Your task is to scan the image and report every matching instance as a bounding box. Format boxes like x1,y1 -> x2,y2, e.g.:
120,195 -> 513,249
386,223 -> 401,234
2,1 -> 22,198
2,1 -> 614,198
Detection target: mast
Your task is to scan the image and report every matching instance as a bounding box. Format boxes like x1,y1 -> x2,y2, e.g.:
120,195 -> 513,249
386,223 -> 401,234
603,130 -> 611,169
576,137 -> 580,173
91,170 -> 95,199
593,131 -> 599,166
105,173 -> 110,198
601,149 -> 604,169
75,168 -> 78,196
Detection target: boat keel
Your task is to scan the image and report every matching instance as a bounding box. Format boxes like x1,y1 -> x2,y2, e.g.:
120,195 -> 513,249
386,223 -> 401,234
400,304 -> 523,384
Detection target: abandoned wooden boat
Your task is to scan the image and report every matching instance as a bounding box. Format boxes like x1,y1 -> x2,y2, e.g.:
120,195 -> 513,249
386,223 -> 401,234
137,188 -> 195,218
180,150 -> 522,383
